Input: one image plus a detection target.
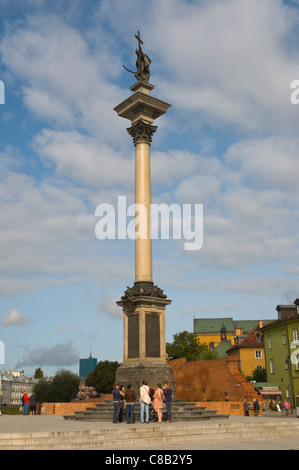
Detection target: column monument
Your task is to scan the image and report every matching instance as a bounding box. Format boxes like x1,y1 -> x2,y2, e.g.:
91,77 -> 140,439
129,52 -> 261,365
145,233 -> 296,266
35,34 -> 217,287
114,32 -> 175,395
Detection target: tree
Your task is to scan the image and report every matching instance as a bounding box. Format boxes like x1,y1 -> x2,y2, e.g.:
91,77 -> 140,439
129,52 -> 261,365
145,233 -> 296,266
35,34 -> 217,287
85,360 -> 120,394
51,369 -> 80,402
166,330 -> 217,362
245,367 -> 267,383
33,369 -> 79,403
33,379 -> 53,403
34,367 -> 43,379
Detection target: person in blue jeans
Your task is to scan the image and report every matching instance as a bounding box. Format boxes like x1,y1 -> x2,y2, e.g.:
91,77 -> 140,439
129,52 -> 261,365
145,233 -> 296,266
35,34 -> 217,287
163,383 -> 172,422
22,392 -> 29,416
112,383 -> 121,423
140,379 -> 151,423
124,384 -> 137,423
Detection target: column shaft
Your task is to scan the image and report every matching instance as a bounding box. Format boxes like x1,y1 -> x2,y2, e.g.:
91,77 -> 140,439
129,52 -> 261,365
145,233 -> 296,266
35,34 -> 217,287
135,141 -> 152,283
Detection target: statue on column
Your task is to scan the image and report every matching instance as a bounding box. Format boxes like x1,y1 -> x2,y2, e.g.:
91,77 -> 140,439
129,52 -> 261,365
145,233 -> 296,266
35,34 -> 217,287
123,31 -> 151,83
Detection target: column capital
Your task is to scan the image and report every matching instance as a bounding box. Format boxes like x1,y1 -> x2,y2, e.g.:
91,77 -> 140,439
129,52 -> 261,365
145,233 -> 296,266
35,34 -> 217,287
127,120 -> 157,146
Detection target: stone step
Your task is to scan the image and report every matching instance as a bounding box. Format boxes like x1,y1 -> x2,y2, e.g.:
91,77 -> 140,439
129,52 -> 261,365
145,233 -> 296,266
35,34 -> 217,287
63,399 -> 226,422
1,420 -> 299,450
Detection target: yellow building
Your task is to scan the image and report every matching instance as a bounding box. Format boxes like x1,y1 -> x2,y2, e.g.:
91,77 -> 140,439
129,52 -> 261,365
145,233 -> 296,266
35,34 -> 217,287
193,317 -> 273,376
226,323 -> 265,377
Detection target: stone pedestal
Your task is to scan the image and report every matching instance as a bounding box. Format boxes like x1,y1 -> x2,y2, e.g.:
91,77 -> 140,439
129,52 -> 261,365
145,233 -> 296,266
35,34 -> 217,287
116,283 -> 175,397
116,363 -> 175,399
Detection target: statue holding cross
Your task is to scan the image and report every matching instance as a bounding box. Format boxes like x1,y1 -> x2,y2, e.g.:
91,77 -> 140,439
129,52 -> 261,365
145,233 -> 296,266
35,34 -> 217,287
123,31 -> 151,83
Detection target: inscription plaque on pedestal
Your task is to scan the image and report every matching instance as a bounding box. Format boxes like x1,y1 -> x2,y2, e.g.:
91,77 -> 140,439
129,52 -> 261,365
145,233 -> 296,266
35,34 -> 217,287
146,313 -> 160,357
128,314 -> 139,358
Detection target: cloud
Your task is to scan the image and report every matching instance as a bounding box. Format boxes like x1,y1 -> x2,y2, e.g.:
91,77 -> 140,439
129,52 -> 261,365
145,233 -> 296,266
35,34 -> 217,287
15,341 -> 79,368
99,298 -> 122,319
147,0 -> 299,134
0,13 -> 125,142
33,129 -> 133,189
1,309 -> 30,326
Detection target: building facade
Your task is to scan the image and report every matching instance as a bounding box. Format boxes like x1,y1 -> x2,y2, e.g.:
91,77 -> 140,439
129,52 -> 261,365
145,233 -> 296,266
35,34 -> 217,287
226,322 -> 266,377
0,371 -> 38,405
79,355 -> 97,379
193,317 -> 274,358
262,301 -> 299,408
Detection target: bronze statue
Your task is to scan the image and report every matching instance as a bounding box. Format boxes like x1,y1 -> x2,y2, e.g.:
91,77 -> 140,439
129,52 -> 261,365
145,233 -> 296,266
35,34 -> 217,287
123,31 -> 151,83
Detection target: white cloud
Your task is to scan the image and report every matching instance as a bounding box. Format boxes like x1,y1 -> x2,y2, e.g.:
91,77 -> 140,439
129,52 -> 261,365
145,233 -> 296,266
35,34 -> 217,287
100,298 -> 122,319
147,0 -> 299,134
33,129 -> 133,189
1,309 -> 30,326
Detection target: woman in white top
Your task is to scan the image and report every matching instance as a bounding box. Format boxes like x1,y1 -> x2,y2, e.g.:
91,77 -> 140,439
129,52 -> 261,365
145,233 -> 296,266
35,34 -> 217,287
140,379 -> 151,423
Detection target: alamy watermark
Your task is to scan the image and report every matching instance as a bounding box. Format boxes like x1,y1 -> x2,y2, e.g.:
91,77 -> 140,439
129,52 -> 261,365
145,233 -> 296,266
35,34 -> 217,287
95,196 -> 203,251
0,81 -> 4,104
290,80 -> 299,104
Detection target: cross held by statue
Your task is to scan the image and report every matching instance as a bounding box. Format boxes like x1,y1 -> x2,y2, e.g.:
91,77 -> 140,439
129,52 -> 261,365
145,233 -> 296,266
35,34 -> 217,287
135,31 -> 143,49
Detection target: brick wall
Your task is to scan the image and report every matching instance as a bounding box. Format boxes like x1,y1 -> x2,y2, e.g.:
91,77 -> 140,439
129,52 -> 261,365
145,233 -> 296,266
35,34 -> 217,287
169,356 -> 258,402
41,394 -> 113,415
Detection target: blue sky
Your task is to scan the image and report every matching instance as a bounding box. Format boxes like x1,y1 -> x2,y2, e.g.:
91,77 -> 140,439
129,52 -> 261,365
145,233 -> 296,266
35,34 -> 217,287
1,0 -> 299,377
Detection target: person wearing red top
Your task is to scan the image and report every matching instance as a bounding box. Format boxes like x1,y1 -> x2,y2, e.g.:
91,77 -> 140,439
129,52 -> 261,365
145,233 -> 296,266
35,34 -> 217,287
22,392 -> 29,415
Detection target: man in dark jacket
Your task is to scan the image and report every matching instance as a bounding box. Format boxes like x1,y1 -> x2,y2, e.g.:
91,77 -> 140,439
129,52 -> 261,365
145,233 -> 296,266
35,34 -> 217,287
124,384 -> 137,423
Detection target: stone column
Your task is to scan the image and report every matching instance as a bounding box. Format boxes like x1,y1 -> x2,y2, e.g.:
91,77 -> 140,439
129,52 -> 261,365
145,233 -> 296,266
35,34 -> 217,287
127,120 -> 156,284
114,81 -> 175,397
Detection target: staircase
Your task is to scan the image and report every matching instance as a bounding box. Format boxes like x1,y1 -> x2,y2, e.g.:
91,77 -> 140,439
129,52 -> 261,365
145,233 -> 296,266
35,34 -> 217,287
1,419 -> 299,450
63,399 -> 229,422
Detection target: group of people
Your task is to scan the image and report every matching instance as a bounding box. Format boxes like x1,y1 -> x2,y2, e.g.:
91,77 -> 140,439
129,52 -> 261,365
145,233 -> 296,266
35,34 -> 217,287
275,399 -> 291,415
243,398 -> 260,416
112,380 -> 172,424
20,392 -> 36,416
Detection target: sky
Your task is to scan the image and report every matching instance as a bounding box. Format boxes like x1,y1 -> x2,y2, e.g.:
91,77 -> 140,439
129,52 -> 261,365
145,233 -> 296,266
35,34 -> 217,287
1,0 -> 299,377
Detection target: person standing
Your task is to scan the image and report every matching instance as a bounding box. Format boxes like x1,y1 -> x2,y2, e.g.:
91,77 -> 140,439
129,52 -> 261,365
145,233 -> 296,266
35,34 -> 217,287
112,383 -> 121,424
119,385 -> 125,423
140,379 -> 151,423
253,398 -> 260,417
29,393 -> 36,415
243,398 -> 250,417
284,400 -> 291,416
22,392 -> 29,416
153,383 -> 164,423
163,383 -> 172,422
124,384 -> 136,424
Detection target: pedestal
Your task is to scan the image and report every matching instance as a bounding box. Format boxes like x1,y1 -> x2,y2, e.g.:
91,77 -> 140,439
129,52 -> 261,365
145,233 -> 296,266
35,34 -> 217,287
116,283 -> 175,397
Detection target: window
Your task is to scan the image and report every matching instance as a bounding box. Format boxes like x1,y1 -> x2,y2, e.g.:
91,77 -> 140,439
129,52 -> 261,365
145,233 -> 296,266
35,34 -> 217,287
296,354 -> 299,371
268,335 -> 272,349
255,350 -> 262,359
293,328 -> 299,344
283,334 -> 287,345
269,359 -> 274,374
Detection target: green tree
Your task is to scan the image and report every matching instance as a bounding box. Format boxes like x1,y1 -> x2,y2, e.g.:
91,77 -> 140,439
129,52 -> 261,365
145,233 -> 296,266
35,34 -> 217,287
34,367 -> 43,379
245,367 -> 267,383
33,378 -> 53,403
51,369 -> 80,402
33,369 -> 79,403
166,330 -> 217,362
86,360 -> 120,394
